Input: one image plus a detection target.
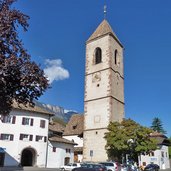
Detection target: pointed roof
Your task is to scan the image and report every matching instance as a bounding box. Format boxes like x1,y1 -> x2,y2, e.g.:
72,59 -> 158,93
87,19 -> 122,47
63,114 -> 84,136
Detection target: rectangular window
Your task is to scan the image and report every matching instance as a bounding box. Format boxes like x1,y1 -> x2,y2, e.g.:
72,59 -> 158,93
19,134 -> 33,141
161,151 -> 164,157
40,120 -> 46,128
22,117 -> 34,126
66,148 -> 71,153
0,134 -> 14,141
149,152 -> 154,156
1,115 -> 16,124
36,135 -> 43,142
36,135 -> 47,142
53,147 -> 56,152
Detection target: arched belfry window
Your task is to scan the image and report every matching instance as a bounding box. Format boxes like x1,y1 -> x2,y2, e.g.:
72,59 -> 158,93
114,49 -> 118,65
95,47 -> 102,64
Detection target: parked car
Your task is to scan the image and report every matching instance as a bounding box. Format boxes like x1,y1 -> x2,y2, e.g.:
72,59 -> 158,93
72,163 -> 107,171
121,164 -> 138,171
60,163 -> 81,171
144,164 -> 160,171
99,162 -> 121,171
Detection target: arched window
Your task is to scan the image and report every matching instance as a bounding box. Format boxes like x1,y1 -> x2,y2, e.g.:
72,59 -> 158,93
95,47 -> 102,64
114,49 -> 118,65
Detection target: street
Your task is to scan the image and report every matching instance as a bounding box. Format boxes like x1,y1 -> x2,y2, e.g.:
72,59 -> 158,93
0,167 -> 60,171
0,167 -> 171,171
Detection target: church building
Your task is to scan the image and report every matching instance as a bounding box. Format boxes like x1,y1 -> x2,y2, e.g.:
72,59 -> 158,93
83,19 -> 125,162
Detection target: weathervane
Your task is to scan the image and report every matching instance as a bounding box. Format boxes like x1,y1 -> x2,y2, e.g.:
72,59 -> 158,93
104,4 -> 107,19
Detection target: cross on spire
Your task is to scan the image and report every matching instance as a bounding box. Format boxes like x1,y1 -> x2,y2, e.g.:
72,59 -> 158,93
104,4 -> 107,19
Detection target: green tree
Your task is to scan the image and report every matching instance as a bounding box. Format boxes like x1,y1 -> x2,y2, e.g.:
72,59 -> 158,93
0,0 -> 49,115
169,137 -> 171,159
151,117 -> 166,134
104,119 -> 157,163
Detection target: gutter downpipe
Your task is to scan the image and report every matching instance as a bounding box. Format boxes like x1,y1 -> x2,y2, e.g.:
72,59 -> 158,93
45,115 -> 50,168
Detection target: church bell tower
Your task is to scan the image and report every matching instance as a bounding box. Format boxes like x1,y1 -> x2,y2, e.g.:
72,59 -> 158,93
83,18 -> 125,162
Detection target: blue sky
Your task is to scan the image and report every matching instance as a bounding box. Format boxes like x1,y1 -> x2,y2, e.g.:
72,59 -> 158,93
14,0 -> 171,137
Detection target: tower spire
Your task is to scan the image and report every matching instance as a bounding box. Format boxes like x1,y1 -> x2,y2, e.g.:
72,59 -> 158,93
104,4 -> 107,19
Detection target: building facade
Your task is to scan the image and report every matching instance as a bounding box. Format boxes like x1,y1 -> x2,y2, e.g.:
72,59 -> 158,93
139,133 -> 170,169
47,122 -> 76,168
0,102 -> 76,168
0,103 -> 53,167
63,114 -> 84,163
83,19 -> 125,162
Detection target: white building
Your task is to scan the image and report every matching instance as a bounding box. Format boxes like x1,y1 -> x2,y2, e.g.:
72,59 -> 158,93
63,114 -> 84,163
47,122 -> 76,168
139,132 -> 170,169
0,102 -> 76,168
0,102 -> 53,167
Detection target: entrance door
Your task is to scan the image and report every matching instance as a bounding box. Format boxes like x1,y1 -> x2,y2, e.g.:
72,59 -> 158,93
0,153 -> 5,167
64,157 -> 70,165
21,149 -> 35,166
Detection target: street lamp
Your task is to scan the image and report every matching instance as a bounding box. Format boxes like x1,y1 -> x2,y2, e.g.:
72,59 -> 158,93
127,138 -> 136,165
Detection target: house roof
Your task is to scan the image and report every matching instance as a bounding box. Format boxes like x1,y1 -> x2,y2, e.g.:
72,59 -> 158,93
49,122 -> 65,133
49,136 -> 77,145
63,114 -> 84,136
12,101 -> 54,116
150,132 -> 171,146
87,19 -> 122,47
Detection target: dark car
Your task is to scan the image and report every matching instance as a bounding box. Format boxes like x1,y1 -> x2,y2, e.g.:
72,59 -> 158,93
144,164 -> 160,171
72,163 -> 107,171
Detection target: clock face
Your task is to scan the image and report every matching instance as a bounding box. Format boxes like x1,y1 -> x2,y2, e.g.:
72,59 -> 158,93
92,72 -> 101,82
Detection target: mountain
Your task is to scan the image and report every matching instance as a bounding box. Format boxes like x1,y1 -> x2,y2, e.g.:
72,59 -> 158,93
34,101 -> 78,123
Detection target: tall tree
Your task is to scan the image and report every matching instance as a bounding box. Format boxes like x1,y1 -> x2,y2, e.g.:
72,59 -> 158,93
151,117 -> 166,134
0,0 -> 49,115
169,137 -> 171,159
104,119 -> 157,163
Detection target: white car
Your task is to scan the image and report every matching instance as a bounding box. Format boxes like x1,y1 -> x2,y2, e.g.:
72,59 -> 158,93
60,163 -> 81,171
99,162 -> 120,171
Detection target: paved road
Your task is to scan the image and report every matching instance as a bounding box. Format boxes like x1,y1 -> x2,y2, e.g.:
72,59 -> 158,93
0,167 -> 60,171
0,168 -> 171,171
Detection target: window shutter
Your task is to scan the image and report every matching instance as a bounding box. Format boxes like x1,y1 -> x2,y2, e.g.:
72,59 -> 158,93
19,134 -> 23,140
44,136 -> 47,142
36,136 -> 38,141
22,118 -> 25,125
53,147 -> 56,152
40,120 -> 46,128
29,135 -> 33,141
10,134 -> 14,141
1,116 -> 5,123
12,116 -> 16,124
30,119 -> 34,126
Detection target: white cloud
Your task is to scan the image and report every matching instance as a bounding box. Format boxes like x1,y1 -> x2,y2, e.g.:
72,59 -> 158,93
44,59 -> 69,84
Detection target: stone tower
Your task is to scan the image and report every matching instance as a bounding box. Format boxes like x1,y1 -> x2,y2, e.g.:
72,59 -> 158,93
83,19 -> 125,162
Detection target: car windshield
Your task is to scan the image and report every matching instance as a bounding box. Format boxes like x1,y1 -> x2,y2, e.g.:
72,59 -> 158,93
100,163 -> 114,166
